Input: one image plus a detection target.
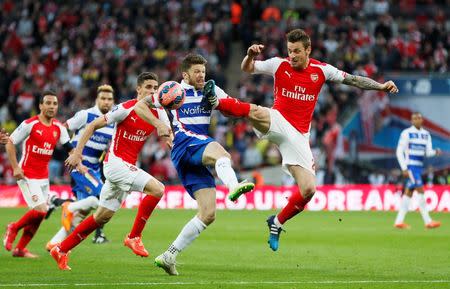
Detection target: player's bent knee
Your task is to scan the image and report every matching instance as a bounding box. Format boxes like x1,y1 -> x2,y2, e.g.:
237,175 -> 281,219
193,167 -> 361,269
301,187 -> 315,200
94,207 -> 115,225
144,179 -> 165,198
33,203 -> 48,213
200,211 -> 216,225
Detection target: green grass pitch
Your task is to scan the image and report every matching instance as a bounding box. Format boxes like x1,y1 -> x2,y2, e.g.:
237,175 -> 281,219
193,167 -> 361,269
0,208 -> 449,289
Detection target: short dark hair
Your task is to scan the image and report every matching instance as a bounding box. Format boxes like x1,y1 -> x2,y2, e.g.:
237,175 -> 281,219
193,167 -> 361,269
97,84 -> 114,94
40,90 -> 57,104
286,29 -> 311,49
181,54 -> 207,72
411,111 -> 422,117
137,72 -> 158,87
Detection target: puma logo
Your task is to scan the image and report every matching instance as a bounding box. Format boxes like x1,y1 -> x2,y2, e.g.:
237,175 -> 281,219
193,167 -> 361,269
130,116 -> 137,123
36,130 -> 43,136
285,71 -> 291,78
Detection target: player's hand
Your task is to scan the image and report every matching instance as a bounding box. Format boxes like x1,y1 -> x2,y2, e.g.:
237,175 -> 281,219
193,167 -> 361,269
435,148 -> 442,156
65,151 -> 83,170
156,124 -> 171,138
247,44 -> 264,58
402,170 -> 409,178
0,128 -> 9,145
381,81 -> 399,93
13,167 -> 24,180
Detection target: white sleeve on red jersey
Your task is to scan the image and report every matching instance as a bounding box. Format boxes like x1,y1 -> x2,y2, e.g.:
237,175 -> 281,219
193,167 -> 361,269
66,110 -> 88,131
104,104 -> 131,125
57,123 -> 71,144
9,121 -> 33,145
320,63 -> 347,83
215,85 -> 230,100
253,57 -> 284,76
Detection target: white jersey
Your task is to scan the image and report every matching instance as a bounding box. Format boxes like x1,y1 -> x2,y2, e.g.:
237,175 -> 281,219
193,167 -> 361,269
396,126 -> 436,170
66,106 -> 114,171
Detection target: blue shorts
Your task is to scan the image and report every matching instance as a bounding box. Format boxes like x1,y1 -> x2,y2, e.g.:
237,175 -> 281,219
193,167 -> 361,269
406,166 -> 423,189
70,169 -> 103,199
172,134 -> 215,198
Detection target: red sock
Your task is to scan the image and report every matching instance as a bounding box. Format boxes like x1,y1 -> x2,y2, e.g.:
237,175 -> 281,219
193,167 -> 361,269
217,98 -> 250,117
60,215 -> 99,253
128,195 -> 161,238
13,210 -> 44,231
15,211 -> 46,250
277,190 -> 311,224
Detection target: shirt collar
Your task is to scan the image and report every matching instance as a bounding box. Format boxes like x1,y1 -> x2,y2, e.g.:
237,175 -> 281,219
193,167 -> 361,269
180,80 -> 195,90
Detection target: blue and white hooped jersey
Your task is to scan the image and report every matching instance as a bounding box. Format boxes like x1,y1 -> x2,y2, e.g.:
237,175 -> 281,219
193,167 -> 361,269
66,106 -> 114,171
396,126 -> 436,171
169,80 -> 228,149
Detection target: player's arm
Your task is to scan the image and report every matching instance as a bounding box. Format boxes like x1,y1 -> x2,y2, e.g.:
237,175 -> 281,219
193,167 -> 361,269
342,74 -> 399,93
5,139 -> 24,180
396,131 -> 409,177
65,110 -> 88,132
426,133 -> 441,157
6,122 -> 31,179
134,97 -> 171,138
65,117 -> 107,169
241,44 -> 265,73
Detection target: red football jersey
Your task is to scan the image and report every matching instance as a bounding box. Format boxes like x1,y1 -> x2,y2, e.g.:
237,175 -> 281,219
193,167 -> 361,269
104,99 -> 170,165
254,57 -> 346,134
9,116 -> 70,179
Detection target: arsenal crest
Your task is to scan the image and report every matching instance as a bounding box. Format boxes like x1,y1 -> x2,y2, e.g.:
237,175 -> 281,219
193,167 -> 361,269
31,195 -> 39,202
310,73 -> 319,82
53,131 -> 57,138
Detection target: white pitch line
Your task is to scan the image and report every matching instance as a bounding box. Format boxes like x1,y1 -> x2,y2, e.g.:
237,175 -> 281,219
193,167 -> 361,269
0,280 -> 449,287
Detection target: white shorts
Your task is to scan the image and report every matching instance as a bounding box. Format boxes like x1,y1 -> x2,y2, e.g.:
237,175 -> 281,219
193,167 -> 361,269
17,178 -> 50,208
254,108 -> 315,176
99,155 -> 155,211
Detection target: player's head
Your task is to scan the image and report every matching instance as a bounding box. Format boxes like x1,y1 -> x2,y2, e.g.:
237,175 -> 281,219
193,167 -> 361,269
411,111 -> 423,128
39,90 -> 58,119
286,29 -> 311,70
96,84 -> 114,114
181,54 -> 207,90
136,72 -> 159,100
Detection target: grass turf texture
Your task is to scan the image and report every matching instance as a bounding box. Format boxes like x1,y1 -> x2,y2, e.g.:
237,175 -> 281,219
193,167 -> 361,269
0,208 -> 449,289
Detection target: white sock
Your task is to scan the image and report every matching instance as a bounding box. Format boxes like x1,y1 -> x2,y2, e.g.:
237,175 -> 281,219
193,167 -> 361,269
68,196 -> 99,212
417,194 -> 432,224
274,216 -> 283,228
49,227 -> 68,244
215,157 -> 238,190
169,216 -> 207,257
395,195 -> 411,224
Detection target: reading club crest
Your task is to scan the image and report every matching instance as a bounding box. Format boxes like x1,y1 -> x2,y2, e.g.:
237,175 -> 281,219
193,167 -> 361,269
310,73 -> 319,82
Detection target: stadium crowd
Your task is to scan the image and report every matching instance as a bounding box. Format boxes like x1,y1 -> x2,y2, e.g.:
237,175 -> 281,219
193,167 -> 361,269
0,0 -> 449,185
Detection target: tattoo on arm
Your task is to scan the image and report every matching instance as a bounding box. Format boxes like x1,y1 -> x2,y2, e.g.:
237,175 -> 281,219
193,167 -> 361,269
342,74 -> 383,90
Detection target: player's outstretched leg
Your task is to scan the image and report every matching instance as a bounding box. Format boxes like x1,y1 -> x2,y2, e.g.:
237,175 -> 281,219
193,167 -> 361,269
202,79 -> 251,117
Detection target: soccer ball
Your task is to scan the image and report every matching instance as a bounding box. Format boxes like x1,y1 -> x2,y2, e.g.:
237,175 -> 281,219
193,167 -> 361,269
157,81 -> 185,110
